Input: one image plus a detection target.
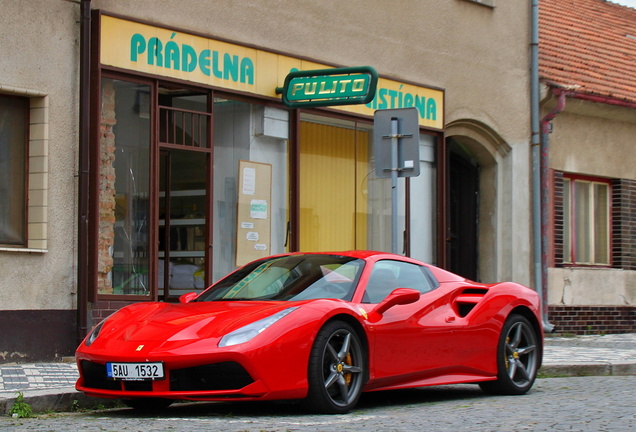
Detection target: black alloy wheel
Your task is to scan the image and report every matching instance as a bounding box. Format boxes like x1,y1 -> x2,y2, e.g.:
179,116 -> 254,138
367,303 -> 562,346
305,320 -> 366,414
480,313 -> 540,395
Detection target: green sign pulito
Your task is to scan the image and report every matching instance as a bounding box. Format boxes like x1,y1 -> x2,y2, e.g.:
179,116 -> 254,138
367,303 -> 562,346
130,32 -> 255,84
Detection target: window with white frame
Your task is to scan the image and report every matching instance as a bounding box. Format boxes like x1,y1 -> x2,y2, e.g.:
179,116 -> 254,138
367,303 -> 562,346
562,175 -> 611,266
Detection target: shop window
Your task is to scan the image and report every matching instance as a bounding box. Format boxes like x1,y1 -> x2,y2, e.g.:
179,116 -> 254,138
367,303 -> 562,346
299,116 -> 386,252
562,174 -> 611,266
0,93 -> 48,251
97,78 -> 152,296
298,114 -> 438,259
213,99 -> 289,281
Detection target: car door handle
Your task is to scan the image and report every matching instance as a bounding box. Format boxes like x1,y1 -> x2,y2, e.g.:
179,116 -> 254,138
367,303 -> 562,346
445,316 -> 456,323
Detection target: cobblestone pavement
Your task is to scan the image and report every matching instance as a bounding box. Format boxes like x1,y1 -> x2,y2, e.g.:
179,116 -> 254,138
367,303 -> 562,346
0,363 -> 77,392
543,333 -> 636,363
0,376 -> 635,431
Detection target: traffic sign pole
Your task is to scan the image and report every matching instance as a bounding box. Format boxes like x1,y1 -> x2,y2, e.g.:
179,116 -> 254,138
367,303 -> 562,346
391,118 -> 399,254
374,108 -> 420,255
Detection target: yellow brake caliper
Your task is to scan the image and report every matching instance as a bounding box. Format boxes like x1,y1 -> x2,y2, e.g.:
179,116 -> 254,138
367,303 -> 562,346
343,353 -> 353,385
505,336 -> 511,370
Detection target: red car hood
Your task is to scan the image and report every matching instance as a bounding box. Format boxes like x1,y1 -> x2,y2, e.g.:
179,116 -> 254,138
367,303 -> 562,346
97,300 -> 299,345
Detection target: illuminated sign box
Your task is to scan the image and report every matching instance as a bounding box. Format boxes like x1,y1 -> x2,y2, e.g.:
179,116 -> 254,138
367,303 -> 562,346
277,67 -> 378,108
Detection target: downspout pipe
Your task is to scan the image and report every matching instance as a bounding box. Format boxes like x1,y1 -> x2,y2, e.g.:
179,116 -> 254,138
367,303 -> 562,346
77,0 -> 92,343
530,0 -> 555,333
538,88 -> 567,334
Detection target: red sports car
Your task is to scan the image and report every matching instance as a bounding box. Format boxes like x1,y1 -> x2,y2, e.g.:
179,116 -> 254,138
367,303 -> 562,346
75,251 -> 543,414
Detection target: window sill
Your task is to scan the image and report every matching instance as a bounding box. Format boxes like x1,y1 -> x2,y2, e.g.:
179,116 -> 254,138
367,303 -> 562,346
0,247 -> 48,254
461,0 -> 495,8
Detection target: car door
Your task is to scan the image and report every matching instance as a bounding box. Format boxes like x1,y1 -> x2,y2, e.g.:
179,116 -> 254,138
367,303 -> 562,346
363,260 -> 467,385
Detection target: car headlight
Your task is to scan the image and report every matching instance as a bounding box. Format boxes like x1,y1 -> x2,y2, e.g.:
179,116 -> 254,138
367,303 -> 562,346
84,315 -> 113,347
219,307 -> 298,347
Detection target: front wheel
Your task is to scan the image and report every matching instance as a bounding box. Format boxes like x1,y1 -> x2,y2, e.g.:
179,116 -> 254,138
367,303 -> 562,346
304,321 -> 366,414
480,314 -> 540,395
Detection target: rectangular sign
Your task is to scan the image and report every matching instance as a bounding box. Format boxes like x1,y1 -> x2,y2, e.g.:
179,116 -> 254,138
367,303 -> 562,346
99,15 -> 444,129
374,108 -> 421,178
277,67 -> 378,108
106,362 -> 164,381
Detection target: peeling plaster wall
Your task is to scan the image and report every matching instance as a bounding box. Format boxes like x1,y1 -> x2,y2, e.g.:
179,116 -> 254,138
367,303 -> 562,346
548,268 -> 636,306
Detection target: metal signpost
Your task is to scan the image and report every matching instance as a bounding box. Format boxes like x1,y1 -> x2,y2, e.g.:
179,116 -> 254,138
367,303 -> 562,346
374,108 -> 420,254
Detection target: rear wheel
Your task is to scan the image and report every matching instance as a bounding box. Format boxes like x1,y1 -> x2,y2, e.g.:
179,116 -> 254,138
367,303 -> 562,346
123,398 -> 174,411
304,321 -> 365,414
480,314 -> 540,395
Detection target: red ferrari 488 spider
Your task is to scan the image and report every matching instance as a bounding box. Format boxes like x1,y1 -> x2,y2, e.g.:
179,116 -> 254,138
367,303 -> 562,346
76,251 -> 543,414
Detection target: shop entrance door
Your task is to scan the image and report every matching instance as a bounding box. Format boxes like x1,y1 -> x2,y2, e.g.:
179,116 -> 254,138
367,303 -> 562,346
159,149 -> 210,299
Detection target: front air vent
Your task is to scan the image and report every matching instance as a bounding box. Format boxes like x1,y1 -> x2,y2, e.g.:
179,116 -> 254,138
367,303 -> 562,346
80,360 -> 120,391
170,362 -> 254,391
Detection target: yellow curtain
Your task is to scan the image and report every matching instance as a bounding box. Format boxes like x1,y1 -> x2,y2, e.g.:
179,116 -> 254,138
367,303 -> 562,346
299,121 -> 368,251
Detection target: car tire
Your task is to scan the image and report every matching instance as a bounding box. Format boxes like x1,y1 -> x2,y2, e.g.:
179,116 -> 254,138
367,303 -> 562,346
123,397 -> 174,411
304,320 -> 366,414
480,313 -> 540,395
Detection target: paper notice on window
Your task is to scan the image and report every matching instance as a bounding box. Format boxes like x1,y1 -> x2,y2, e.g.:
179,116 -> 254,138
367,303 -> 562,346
250,199 -> 268,219
242,167 -> 256,195
236,160 -> 271,267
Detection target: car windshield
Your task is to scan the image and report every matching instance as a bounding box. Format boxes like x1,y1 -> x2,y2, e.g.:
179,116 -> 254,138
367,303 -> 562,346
197,254 -> 365,302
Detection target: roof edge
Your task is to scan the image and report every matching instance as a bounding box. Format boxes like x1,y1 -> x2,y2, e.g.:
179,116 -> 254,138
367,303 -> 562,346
542,81 -> 636,110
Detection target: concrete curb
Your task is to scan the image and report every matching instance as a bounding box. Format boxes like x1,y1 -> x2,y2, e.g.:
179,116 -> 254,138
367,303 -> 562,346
0,388 -> 120,416
539,362 -> 636,377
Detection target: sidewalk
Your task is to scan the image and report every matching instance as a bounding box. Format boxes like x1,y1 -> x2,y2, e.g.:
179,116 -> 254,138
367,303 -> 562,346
1,333 -> 635,415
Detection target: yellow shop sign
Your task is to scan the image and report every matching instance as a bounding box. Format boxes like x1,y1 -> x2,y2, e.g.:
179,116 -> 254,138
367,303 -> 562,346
99,15 -> 443,129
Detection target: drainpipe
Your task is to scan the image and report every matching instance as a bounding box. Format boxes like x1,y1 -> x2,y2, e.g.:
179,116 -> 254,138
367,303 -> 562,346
77,0 -> 92,343
530,0 -> 555,333
538,88 -> 567,334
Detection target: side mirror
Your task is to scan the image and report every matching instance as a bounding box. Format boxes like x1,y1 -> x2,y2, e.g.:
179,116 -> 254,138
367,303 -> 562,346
372,288 -> 420,315
179,292 -> 199,303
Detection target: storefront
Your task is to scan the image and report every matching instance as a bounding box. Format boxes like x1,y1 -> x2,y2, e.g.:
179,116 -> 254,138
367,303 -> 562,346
83,13 -> 445,326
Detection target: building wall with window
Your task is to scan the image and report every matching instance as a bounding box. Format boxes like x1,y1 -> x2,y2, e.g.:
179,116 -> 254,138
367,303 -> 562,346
0,1 -> 81,361
540,0 -> 636,334
543,94 -> 636,333
1,0 -> 537,362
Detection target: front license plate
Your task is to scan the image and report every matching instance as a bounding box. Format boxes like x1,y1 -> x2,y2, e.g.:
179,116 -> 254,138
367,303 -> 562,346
106,362 -> 164,381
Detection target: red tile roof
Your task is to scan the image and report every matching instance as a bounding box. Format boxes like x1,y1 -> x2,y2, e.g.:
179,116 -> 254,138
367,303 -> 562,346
540,0 -> 636,105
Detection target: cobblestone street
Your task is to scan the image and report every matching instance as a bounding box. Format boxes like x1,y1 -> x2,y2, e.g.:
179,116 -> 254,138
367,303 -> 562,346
2,375 -> 635,432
